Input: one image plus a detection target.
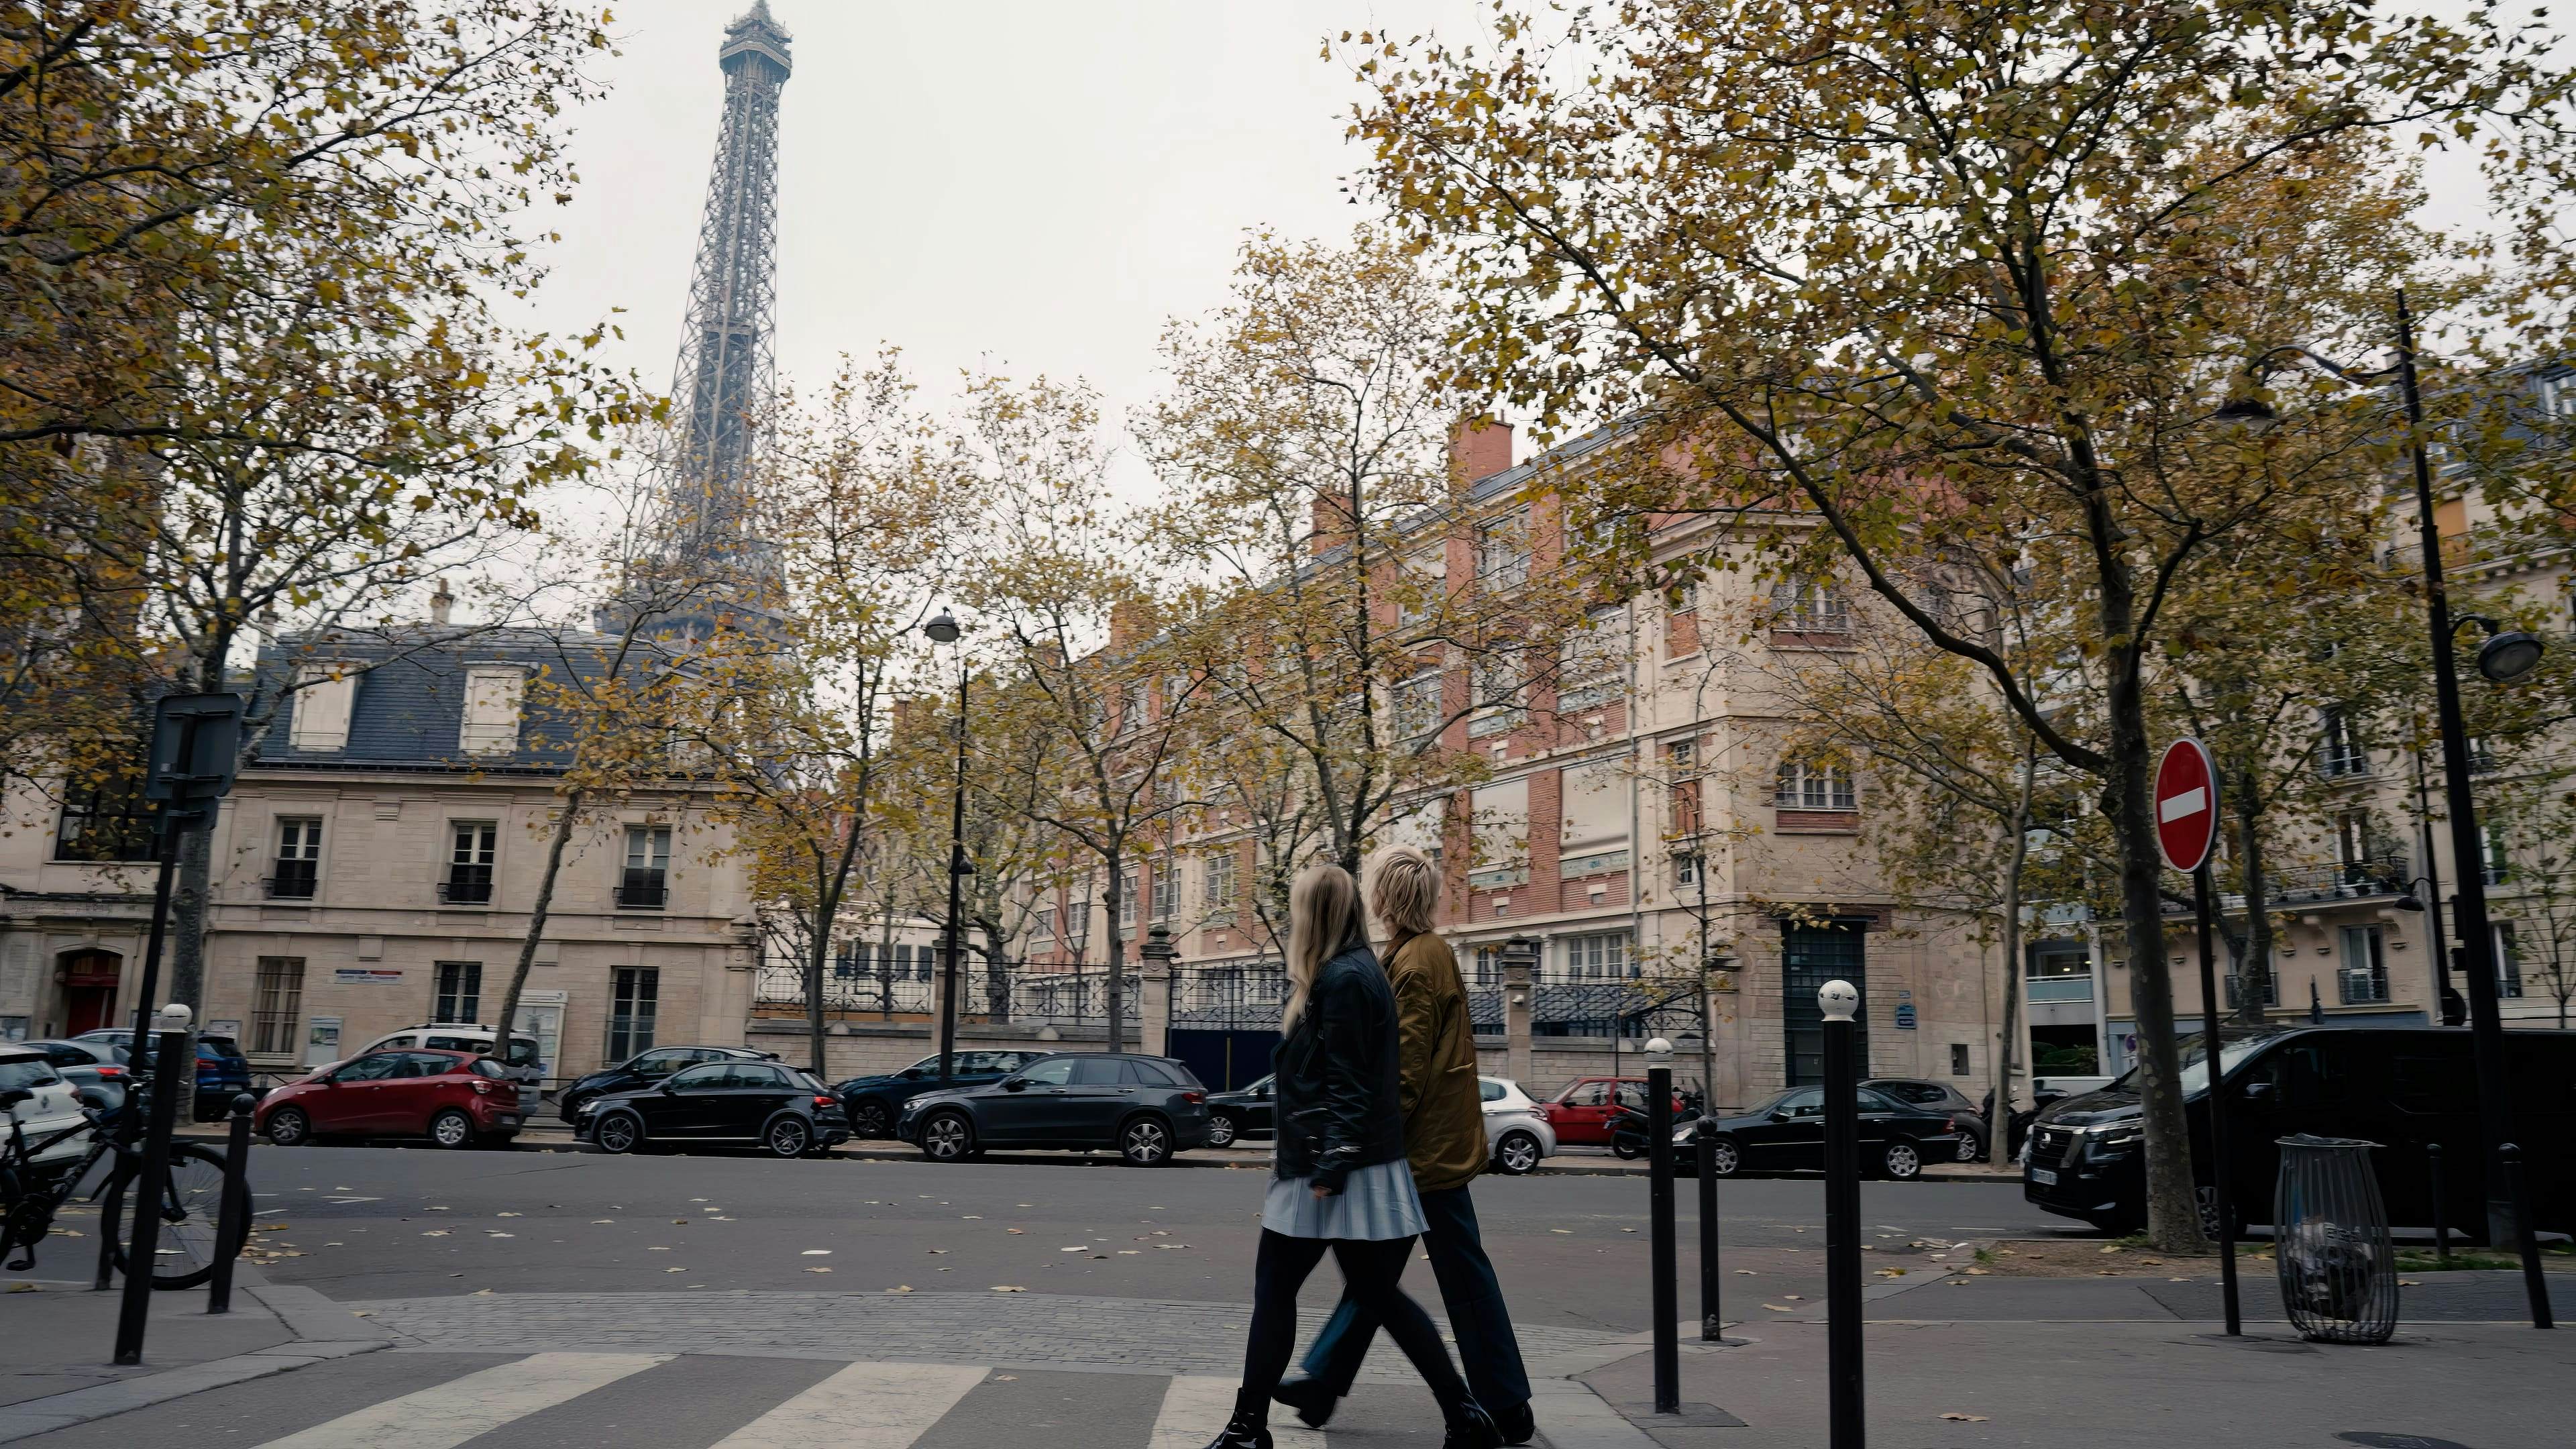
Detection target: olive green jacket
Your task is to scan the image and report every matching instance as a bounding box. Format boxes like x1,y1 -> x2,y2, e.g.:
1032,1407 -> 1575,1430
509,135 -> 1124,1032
1386,930 -> 1485,1193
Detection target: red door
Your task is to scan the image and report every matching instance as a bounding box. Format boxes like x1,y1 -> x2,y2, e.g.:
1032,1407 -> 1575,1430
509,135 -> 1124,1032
1551,1081 -> 1615,1144
313,1052 -> 402,1130
60,950 -> 121,1035
370,1052 -> 451,1134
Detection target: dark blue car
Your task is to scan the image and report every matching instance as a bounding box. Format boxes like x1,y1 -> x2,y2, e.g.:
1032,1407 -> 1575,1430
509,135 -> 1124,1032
74,1029 -> 254,1120
835,1050 -> 1045,1138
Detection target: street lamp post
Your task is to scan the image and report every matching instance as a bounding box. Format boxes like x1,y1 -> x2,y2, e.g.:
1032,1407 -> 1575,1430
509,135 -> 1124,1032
2222,297 -> 2553,1322
924,609 -> 973,1088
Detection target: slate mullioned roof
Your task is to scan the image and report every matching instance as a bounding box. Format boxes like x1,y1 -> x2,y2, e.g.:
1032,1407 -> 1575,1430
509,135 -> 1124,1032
254,627 -> 639,775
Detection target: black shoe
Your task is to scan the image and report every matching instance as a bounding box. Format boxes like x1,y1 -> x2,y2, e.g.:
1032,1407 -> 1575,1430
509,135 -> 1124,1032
1270,1375 -> 1339,1430
1491,1399 -> 1537,1446
1199,1414 -> 1272,1449
1443,1397 -> 1504,1449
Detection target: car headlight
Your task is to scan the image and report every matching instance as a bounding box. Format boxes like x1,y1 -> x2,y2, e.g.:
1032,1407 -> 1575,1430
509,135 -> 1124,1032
576,1100 -> 598,1116
2088,1123 -> 2141,1147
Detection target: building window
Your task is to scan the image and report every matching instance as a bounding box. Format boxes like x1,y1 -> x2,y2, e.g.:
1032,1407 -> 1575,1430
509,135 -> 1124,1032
1119,870 -> 1138,928
1784,924 -> 1868,1085
2223,959 -> 2281,1009
54,780 -> 155,863
1394,667 -> 1444,739
433,961 -> 482,1024
1064,901 -> 1090,949
1472,944 -> 1502,985
460,666 -> 525,757
251,957 -> 306,1056
1150,858 -> 1179,922
1467,643 -> 1527,737
1476,510 -> 1530,590
1556,606 -> 1626,710
619,825 -> 669,909
269,818 -> 323,899
2480,822 -> 2511,886
1119,678 -> 1149,735
607,967 -> 659,1061
1775,759 -> 1856,811
2318,706 -> 2368,777
2025,943 -> 2093,1004
1949,1042 -> 1971,1077
2495,922 -> 2525,999
1032,906 -> 1055,943
2466,735 -> 2499,775
444,822 -> 496,904
1784,580 -> 1850,635
1205,853 -> 1238,918
2339,925 -> 2390,1004
288,663 -> 358,752
1673,851 -> 1703,888
1564,930 -> 1631,981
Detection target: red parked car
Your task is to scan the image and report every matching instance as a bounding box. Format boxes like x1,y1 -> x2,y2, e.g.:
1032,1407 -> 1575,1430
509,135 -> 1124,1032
255,1049 -> 523,1148
1543,1077 -> 1689,1146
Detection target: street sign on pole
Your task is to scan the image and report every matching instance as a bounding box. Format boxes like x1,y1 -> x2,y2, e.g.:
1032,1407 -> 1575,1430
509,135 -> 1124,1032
2154,739 -> 2219,874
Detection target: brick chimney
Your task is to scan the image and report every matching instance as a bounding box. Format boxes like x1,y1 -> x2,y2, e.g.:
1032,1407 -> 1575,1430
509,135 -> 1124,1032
1109,598 -> 1157,651
1310,487 -> 1357,557
1450,417 -> 1514,490
428,578 -> 454,627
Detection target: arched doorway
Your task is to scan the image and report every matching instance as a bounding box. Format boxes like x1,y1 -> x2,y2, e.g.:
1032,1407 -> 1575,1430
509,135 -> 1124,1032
60,949 -> 122,1035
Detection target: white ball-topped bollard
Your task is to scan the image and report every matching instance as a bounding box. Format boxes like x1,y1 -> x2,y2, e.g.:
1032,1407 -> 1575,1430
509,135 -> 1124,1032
1644,1035 -> 1674,1064
1817,979 -> 1858,1023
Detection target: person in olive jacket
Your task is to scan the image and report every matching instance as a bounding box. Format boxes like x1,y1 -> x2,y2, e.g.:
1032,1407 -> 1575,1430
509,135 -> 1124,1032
1271,845 -> 1534,1443
1198,863 -> 1501,1449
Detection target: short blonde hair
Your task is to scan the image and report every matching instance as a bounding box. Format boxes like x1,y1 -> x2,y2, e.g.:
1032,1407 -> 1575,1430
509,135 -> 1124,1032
1364,845 -> 1440,936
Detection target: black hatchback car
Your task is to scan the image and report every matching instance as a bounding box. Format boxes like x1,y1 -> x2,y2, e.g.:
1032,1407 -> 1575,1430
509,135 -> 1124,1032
1688,1084 -> 1965,1179
835,1050 -> 1049,1138
575,1058 -> 850,1157
1203,1073 -> 1276,1147
897,1053 -> 1213,1166
556,1045 -> 782,1124
1864,1077 -> 1990,1161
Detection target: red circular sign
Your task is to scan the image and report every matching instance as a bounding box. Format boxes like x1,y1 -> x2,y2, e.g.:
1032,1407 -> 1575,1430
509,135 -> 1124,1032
2155,739 -> 2219,873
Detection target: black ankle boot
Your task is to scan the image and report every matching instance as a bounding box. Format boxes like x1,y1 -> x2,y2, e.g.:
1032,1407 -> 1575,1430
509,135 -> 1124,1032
1491,1398 -> 1537,1445
1442,1396 -> 1503,1449
1270,1374 -> 1339,1429
1199,1411 -> 1271,1449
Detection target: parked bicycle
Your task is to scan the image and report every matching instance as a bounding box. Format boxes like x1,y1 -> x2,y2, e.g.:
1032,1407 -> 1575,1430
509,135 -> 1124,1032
1,1066 -> 249,1289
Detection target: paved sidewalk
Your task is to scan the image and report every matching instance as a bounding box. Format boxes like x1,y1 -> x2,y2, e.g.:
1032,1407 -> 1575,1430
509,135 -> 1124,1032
0,1278 -> 292,1407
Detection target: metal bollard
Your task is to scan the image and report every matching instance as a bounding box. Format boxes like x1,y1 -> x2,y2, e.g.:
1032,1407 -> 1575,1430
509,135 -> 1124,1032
1645,1054 -> 1678,1415
1697,1117 -> 1724,1341
2426,1142 -> 2450,1269
113,1025 -> 191,1364
206,1093 -> 256,1316
1819,981 -> 1865,1449
2499,1144 -> 2555,1330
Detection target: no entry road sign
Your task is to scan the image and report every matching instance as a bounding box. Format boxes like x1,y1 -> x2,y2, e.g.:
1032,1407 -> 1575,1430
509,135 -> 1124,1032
2155,739 -> 2219,874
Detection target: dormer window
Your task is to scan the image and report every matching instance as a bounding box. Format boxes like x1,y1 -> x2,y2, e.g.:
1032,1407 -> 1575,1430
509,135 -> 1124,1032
460,667 -> 525,757
290,664 -> 358,752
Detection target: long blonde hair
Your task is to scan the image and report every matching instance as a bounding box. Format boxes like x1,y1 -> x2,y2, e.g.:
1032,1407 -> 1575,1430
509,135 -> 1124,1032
1364,845 -> 1439,939
1283,862 -> 1362,1030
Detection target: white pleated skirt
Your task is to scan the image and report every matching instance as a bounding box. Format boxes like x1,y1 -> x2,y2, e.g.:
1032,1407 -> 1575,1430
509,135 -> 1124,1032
1260,1159 -> 1428,1241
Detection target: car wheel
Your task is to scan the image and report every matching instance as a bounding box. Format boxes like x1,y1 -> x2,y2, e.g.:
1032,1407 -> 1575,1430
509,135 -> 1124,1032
1120,1116 -> 1171,1167
429,1109 -> 476,1149
1881,1141 -> 1923,1180
1493,1129 -> 1542,1175
851,1099 -> 892,1138
766,1117 -> 812,1159
2196,1184 -> 2244,1241
264,1107 -> 309,1147
1704,1135 -> 1742,1177
1957,1133 -> 1983,1164
1205,1112 -> 1239,1149
593,1112 -> 643,1155
921,1111 -> 975,1163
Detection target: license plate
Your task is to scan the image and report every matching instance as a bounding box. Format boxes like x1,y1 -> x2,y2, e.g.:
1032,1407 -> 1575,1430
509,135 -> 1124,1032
494,1116 -> 517,1126
2029,1167 -> 2058,1187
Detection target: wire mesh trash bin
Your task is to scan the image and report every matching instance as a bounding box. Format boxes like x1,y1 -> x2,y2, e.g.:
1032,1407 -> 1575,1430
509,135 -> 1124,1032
2275,1134 -> 2398,1343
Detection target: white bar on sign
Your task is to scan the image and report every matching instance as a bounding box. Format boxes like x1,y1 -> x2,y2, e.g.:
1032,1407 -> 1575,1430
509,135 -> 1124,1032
2157,787 -> 2205,823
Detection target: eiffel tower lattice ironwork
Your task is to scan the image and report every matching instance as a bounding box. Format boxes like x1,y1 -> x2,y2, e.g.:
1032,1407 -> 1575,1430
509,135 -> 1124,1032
651,0 -> 792,601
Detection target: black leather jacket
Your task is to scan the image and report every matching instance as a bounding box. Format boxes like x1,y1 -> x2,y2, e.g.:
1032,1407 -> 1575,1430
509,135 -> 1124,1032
1271,940 -> 1409,1192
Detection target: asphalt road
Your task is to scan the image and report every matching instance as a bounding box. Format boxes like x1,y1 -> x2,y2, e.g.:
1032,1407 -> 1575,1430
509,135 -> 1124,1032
238,1143 -> 2084,1333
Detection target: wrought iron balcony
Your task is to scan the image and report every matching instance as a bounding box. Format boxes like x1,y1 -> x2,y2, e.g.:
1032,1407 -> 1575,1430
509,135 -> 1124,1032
614,870 -> 667,910
264,863 -> 317,900
2160,853 -> 2408,915
439,867 -> 494,906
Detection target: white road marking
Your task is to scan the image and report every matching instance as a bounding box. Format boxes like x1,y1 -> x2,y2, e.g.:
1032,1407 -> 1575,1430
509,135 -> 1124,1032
1150,1376 -> 1325,1448
253,1352 -> 666,1448
709,1360 -> 987,1448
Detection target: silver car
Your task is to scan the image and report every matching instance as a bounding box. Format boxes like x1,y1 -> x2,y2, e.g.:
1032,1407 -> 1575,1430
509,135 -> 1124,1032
1480,1076 -> 1556,1175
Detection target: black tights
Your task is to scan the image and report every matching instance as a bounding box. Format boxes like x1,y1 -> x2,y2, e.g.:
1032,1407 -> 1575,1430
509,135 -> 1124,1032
1234,1230 -> 1469,1427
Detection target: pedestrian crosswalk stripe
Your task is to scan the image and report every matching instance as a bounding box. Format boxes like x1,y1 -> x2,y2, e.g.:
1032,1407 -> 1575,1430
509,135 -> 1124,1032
707,1360 -> 988,1448
252,1352 -> 667,1448
1149,1376 -> 1327,1448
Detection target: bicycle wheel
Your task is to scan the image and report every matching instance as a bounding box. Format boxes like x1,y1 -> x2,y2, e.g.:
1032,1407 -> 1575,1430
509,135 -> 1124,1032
99,1143 -> 250,1289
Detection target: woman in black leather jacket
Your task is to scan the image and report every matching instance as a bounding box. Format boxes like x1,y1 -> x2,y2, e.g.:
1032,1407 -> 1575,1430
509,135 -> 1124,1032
1199,863 -> 1499,1449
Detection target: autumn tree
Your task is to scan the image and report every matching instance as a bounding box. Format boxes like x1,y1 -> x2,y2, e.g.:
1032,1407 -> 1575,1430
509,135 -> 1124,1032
1354,1 -> 2568,1250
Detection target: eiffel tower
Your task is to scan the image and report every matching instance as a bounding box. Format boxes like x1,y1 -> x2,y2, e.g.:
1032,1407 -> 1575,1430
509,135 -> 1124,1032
608,1 -> 793,641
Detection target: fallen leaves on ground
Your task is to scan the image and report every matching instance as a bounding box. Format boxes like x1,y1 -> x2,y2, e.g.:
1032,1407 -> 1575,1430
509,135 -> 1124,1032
886,1285 -> 912,1293
1941,1413 -> 1990,1422
806,1267 -> 833,1274
1764,1303 -> 1795,1312
991,1285 -> 1026,1292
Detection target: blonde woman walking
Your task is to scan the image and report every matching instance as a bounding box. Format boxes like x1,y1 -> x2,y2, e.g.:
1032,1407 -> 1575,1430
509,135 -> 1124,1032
1198,863 -> 1501,1449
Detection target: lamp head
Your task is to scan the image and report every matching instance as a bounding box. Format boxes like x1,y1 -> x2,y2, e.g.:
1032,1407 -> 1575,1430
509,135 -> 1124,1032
923,609 -> 961,645
1817,979 -> 1859,1022
2476,629 -> 2544,684
2395,891 -> 2425,913
2212,396 -> 2279,427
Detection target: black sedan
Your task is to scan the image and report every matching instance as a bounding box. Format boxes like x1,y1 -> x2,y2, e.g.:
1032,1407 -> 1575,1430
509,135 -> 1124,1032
574,1059 -> 850,1157
896,1053 -> 1213,1166
556,1045 -> 780,1124
1684,1085 -> 1965,1179
835,1050 -> 1047,1138
1864,1077 -> 1991,1161
1203,1073 -> 1275,1148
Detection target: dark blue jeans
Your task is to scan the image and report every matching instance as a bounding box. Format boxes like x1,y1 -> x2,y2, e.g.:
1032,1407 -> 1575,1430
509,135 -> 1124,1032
1300,1183 -> 1530,1410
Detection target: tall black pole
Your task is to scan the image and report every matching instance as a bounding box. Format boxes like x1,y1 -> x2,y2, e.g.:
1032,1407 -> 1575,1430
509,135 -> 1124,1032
2191,864 -> 2241,1334
938,661 -> 967,1087
1696,1117 -> 1724,1341
113,1022 -> 190,1363
1820,981 -> 1865,1449
2396,294 -> 2542,1298
1646,1056 -> 1678,1413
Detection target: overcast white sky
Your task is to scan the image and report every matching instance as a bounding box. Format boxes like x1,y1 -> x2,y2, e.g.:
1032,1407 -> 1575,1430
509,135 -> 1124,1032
518,0 -> 1485,478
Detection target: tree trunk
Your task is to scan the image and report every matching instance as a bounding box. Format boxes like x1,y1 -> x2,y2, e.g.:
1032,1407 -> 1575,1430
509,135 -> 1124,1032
1103,853 -> 1126,1053
490,789 -> 585,1077
2105,665 -> 2208,1252
2231,766 -> 2273,1024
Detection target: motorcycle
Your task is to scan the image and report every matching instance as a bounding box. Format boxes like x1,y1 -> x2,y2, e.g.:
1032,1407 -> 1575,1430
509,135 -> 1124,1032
1607,1102 -> 1652,1160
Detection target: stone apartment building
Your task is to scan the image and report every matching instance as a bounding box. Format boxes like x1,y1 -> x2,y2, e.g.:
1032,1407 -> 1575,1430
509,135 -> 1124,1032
0,621 -> 759,1085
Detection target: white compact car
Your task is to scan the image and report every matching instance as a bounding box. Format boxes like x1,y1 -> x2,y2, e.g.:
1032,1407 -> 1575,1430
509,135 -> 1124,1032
331,1024 -> 545,1087
1479,1076 -> 1557,1175
1,1044 -> 93,1169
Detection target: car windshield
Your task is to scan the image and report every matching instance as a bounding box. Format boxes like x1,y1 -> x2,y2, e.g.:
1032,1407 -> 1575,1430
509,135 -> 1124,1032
2107,1028 -> 2286,1096
1,1059 -> 58,1091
